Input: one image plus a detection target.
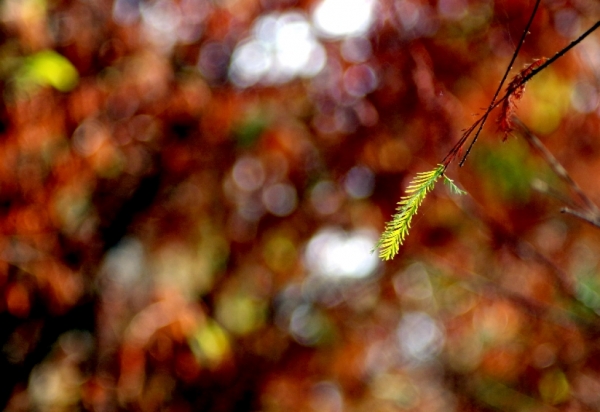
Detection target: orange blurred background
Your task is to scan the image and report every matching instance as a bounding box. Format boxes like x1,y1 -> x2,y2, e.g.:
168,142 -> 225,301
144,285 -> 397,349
1,0 -> 600,410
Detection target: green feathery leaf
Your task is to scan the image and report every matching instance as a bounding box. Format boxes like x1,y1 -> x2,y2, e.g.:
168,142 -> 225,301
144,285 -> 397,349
375,165 -> 444,260
443,175 -> 467,195
374,165 -> 466,261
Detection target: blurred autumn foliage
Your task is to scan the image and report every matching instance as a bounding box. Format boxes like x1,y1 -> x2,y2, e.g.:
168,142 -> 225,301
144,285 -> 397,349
2,0 -> 600,411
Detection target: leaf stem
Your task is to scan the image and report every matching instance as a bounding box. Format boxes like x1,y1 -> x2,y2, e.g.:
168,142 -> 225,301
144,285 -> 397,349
459,0 -> 542,167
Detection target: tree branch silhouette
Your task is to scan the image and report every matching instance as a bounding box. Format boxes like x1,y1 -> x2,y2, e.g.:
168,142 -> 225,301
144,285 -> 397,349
514,117 -> 600,228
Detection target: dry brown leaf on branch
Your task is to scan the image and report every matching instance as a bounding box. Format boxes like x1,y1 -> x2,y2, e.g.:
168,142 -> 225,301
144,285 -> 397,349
498,58 -> 547,140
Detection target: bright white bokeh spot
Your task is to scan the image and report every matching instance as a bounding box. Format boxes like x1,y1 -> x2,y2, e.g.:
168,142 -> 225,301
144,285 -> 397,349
229,11 -> 326,87
229,39 -> 273,87
305,227 -> 379,279
100,237 -> 145,286
312,0 -> 376,39
133,0 -> 207,48
397,311 -> 444,363
275,14 -> 318,75
141,0 -> 180,33
140,0 -> 181,49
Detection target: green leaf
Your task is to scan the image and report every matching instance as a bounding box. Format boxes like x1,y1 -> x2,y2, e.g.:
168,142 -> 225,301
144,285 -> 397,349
374,165 -> 467,261
375,165 -> 444,260
443,175 -> 467,195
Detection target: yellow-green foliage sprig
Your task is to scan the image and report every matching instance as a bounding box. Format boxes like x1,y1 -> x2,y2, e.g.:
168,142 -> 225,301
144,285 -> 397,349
375,165 -> 465,260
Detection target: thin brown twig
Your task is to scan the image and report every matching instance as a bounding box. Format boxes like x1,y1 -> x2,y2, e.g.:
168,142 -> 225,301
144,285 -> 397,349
447,190 -> 579,302
561,207 -> 600,228
530,178 -> 580,210
513,117 -> 600,228
458,0 -> 542,166
445,19 -> 600,168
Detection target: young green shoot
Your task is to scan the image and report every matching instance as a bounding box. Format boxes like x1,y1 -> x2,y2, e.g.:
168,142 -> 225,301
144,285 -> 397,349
375,165 -> 465,260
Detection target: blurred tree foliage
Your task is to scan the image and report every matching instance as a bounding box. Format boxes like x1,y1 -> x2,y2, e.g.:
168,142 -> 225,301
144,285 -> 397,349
1,0 -> 600,411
